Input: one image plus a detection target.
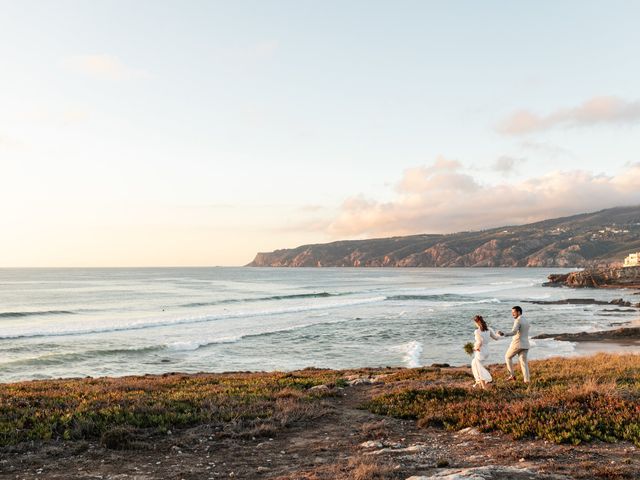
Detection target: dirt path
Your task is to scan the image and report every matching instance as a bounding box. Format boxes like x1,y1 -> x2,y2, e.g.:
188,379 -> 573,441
1,382 -> 638,479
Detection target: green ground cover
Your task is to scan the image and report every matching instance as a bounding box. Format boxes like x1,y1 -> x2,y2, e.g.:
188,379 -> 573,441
366,353 -> 640,446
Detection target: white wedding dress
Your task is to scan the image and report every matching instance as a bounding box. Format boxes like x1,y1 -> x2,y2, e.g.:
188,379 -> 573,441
471,328 -> 497,385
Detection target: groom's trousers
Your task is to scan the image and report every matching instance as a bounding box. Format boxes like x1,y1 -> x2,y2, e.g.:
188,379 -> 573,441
505,346 -> 530,382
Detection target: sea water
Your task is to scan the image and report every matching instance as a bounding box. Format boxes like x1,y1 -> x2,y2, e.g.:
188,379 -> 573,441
1,267 -> 637,382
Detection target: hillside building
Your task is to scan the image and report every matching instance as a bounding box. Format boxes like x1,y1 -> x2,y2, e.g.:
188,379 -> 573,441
623,252 -> 640,267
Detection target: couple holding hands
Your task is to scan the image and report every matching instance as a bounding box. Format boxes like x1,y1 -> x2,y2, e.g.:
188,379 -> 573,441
471,306 -> 530,389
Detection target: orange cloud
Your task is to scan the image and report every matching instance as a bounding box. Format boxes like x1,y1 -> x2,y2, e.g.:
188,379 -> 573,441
497,96 -> 640,135
328,161 -> 640,238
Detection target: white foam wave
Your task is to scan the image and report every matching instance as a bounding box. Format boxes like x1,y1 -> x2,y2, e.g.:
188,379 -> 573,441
0,296 -> 386,340
529,338 -> 577,358
168,317 -> 356,352
167,336 -> 241,351
394,340 -> 423,368
429,297 -> 502,308
477,298 -> 501,304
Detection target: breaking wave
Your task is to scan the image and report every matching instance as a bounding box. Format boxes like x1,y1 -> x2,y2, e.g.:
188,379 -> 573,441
0,310 -> 76,319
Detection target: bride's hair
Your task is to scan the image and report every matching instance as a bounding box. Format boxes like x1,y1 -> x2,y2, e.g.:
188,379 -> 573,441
474,315 -> 488,331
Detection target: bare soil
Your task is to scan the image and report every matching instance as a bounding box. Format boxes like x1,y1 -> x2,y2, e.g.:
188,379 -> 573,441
1,381 -> 638,480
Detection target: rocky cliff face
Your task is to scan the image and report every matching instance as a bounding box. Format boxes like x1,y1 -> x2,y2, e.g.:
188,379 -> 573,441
247,206 -> 640,267
544,266 -> 640,288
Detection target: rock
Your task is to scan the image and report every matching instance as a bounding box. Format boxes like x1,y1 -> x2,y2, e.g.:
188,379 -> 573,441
533,326 -> 640,342
308,384 -> 331,393
543,266 -> 640,289
406,465 -> 573,479
457,427 -> 481,435
529,298 -> 611,305
360,440 -> 384,449
404,444 -> 429,453
609,298 -> 632,306
364,443 -> 429,456
344,374 -> 387,386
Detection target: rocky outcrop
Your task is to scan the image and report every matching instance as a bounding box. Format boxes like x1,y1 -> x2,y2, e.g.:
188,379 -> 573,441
247,205 -> 640,267
534,326 -> 640,342
528,297 -> 639,306
543,266 -> 640,288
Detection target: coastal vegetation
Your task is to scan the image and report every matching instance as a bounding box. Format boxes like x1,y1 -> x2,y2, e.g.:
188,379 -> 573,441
1,354 -> 638,450
366,353 -> 640,446
0,369 -> 342,448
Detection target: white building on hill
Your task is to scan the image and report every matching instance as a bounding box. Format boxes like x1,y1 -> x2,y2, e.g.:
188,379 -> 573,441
623,252 -> 640,267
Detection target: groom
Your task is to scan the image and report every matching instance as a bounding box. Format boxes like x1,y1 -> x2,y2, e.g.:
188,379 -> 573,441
498,306 -> 530,383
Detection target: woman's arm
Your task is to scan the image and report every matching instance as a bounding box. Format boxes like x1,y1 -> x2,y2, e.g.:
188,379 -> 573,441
474,329 -> 482,350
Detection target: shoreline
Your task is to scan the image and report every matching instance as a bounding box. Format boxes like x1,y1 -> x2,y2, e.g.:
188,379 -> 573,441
2,340 -> 639,386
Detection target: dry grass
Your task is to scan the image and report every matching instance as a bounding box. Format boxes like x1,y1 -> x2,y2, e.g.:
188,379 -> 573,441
360,420 -> 389,439
347,456 -> 396,480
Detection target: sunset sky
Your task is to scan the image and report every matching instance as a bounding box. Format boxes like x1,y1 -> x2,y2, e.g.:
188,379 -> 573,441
1,1 -> 640,267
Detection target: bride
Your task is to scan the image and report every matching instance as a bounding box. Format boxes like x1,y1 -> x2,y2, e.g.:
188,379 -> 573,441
471,315 -> 500,389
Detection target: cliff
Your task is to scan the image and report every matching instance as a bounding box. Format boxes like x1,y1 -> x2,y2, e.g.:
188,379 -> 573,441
247,206 -> 640,267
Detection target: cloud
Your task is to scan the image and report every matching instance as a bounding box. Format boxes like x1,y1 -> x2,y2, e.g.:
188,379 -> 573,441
327,160 -> 640,238
66,54 -> 150,81
520,141 -> 574,159
497,96 -> 640,135
492,156 -> 525,175
396,156 -> 477,194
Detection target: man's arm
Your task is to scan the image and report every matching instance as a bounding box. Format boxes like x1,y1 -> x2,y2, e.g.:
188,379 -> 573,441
501,318 -> 521,337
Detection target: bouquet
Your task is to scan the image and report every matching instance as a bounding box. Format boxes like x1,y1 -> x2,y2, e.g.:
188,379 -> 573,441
463,342 -> 474,356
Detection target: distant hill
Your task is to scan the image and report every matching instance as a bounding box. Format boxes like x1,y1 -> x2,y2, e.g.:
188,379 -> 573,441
247,206 -> 640,267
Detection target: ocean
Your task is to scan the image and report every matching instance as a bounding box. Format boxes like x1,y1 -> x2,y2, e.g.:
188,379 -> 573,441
1,267 -> 637,383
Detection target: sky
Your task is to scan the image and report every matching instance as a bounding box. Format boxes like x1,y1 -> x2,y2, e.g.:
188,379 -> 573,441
1,0 -> 640,267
